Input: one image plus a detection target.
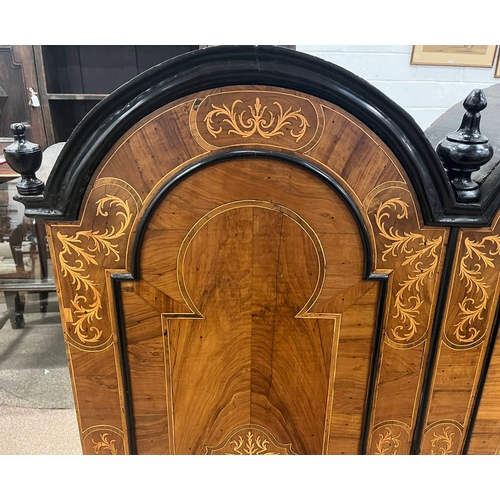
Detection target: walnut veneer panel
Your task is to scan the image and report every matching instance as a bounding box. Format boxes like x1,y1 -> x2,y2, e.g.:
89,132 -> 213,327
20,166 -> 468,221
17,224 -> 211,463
364,188 -> 448,454
445,214 -> 500,455
130,160 -> 366,454
46,86 -> 450,454
46,178 -> 140,455
468,329 -> 500,454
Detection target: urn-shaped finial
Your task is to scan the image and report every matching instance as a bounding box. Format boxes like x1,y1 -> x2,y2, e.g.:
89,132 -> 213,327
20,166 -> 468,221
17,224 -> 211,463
436,89 -> 493,203
3,123 -> 44,196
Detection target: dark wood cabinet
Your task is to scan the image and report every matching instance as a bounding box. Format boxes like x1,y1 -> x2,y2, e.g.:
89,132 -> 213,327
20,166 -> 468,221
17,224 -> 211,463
0,46 -> 47,150
0,45 -> 199,329
10,46 -> 500,455
33,45 -> 199,144
1,46 -> 199,151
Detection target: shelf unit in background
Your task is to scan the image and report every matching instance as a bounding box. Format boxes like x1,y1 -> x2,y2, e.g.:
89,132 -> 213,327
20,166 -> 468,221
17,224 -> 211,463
33,45 -> 199,145
0,46 -> 46,151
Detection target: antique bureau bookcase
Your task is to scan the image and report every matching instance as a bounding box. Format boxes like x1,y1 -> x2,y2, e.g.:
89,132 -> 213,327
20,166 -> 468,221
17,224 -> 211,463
12,46 -> 500,455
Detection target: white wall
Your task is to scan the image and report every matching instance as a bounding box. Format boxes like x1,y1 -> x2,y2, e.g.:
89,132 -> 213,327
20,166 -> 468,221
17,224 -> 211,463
297,45 -> 499,131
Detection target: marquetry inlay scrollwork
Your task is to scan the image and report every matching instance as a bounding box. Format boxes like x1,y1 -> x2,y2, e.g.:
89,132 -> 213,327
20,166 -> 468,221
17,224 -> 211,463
92,433 -> 118,455
205,425 -> 295,455
82,426 -> 124,455
204,97 -> 310,142
421,421 -> 462,455
375,198 -> 442,343
374,427 -> 401,455
57,195 -> 132,344
229,431 -> 277,455
451,235 -> 500,345
429,426 -> 455,455
190,91 -> 321,151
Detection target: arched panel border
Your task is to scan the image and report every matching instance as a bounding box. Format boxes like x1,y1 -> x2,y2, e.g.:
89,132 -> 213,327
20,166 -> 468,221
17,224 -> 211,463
111,149 -> 389,455
128,149 -> 381,282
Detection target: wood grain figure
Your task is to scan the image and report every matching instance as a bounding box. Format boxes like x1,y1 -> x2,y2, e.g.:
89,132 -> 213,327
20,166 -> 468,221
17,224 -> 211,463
22,47 -> 500,454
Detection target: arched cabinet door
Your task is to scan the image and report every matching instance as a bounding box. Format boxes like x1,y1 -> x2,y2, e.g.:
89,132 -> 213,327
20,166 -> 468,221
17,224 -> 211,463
20,47 -> 462,455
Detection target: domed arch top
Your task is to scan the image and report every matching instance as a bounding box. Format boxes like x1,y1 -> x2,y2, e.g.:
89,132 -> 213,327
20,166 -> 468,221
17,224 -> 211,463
18,45 -> 466,225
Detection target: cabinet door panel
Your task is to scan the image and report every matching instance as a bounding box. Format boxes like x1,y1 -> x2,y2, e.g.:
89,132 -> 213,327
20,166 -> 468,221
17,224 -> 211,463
122,158 -> 369,455
44,79 -> 449,454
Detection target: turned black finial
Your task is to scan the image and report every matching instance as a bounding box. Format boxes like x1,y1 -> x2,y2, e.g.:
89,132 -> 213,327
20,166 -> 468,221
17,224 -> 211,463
436,89 -> 493,203
3,123 -> 44,196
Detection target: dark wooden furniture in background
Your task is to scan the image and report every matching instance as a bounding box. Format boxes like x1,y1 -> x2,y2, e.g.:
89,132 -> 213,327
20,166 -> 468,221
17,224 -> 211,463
1,46 -> 199,151
0,158 -> 19,183
33,45 -> 199,144
0,46 -> 47,150
0,218 -> 53,329
0,218 -> 54,330
9,46 -> 500,455
0,46 -> 199,329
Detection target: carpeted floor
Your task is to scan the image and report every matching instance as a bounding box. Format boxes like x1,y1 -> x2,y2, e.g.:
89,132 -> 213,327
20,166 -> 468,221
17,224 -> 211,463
0,295 -> 82,454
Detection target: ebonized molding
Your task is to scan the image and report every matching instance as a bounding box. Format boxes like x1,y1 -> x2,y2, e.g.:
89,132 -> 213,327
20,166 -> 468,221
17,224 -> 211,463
410,227 -> 460,454
13,45 -> 490,227
360,278 -> 388,455
111,277 -> 136,455
129,149 -> 379,283
115,148 -> 389,455
462,293 -> 500,454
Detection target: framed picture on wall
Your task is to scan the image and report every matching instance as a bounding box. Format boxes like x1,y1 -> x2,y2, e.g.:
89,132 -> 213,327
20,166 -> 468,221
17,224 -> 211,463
495,55 -> 500,78
411,45 -> 498,67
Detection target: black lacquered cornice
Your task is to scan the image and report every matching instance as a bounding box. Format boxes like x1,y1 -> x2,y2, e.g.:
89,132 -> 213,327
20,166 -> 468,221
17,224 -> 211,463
15,45 -> 496,226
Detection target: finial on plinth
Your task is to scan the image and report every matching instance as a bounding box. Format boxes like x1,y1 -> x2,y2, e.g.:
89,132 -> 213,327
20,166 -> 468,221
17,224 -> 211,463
3,123 -> 44,196
436,89 -> 493,203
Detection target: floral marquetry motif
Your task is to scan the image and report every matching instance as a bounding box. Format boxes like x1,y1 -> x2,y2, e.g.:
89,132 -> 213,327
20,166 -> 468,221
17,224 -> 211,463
57,195 -> 132,345
204,97 -> 310,142
421,422 -> 462,455
50,180 -> 141,351
446,234 -> 500,348
190,90 -> 322,151
375,198 -> 442,344
368,191 -> 446,348
421,222 -> 500,455
369,423 -> 411,455
82,426 -> 125,455
92,433 -> 118,455
429,427 -> 456,455
205,426 -> 295,455
374,428 -> 401,455
365,187 -> 448,454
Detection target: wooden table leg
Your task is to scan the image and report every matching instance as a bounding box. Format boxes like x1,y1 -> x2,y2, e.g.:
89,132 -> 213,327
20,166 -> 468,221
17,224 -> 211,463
4,291 -> 25,329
